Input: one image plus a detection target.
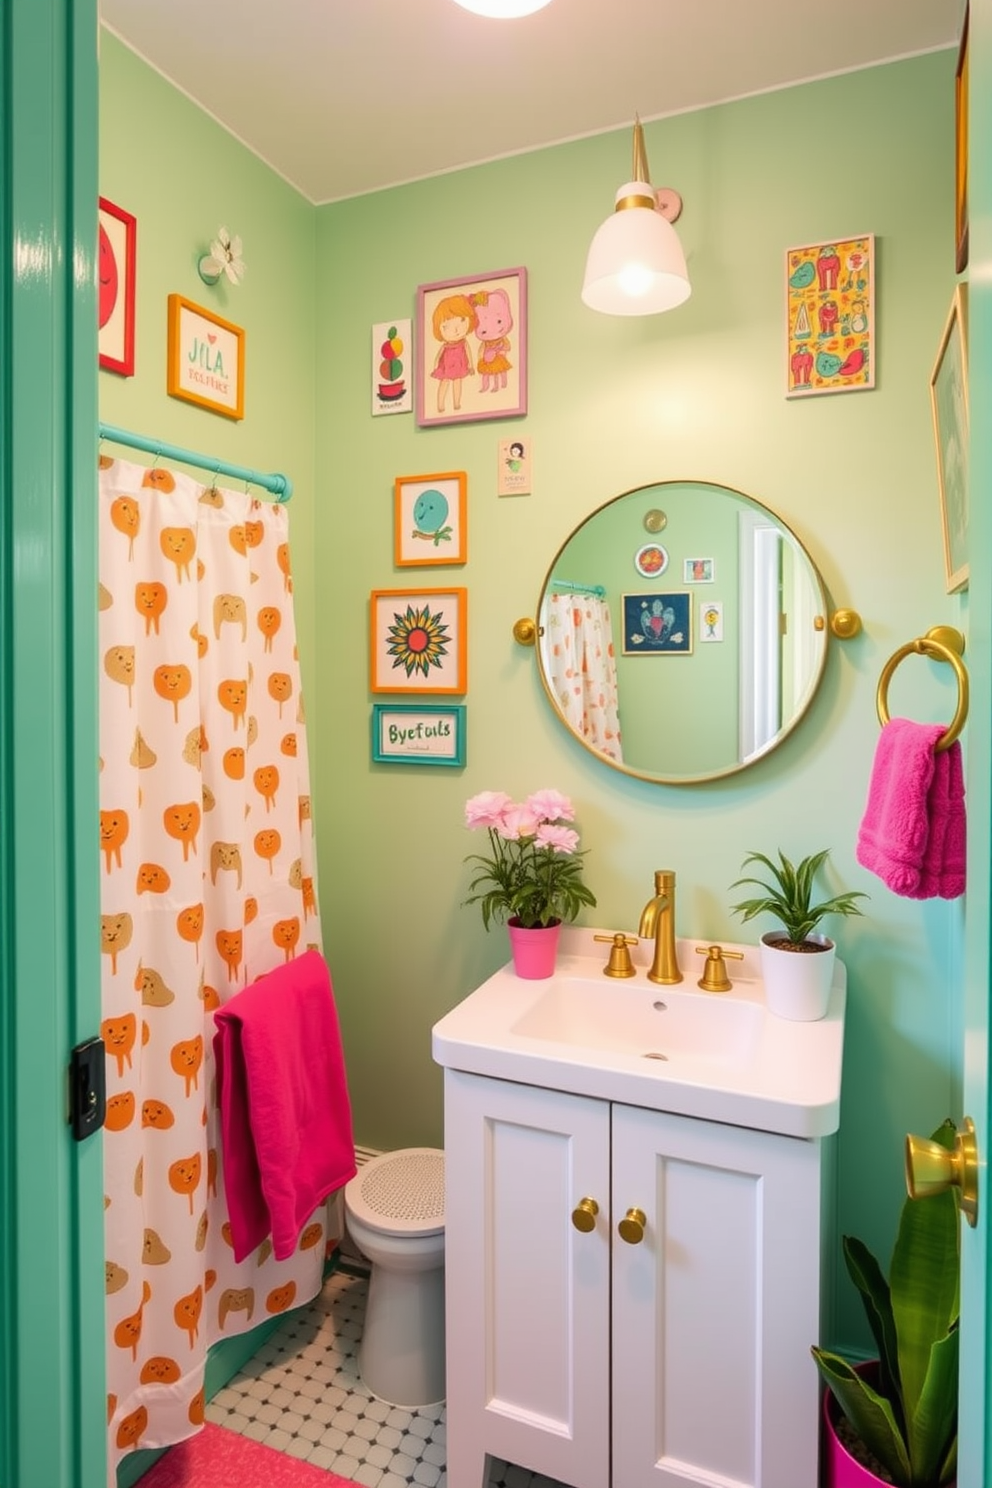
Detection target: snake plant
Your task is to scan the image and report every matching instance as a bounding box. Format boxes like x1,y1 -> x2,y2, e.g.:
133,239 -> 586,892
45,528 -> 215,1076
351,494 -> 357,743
812,1119 -> 959,1486
730,848 -> 867,947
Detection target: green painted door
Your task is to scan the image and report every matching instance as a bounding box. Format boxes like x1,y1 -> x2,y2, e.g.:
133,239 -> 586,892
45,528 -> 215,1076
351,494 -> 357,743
0,2 -> 106,1486
959,2 -> 992,1479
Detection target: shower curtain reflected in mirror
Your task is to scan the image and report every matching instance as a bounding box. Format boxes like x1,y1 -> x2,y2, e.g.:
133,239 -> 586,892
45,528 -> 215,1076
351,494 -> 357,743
99,457 -> 338,1481
541,590 -> 623,761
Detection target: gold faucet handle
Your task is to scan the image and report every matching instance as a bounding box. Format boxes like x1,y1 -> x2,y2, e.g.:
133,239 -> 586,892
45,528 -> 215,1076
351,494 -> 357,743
695,944 -> 744,993
594,933 -> 639,978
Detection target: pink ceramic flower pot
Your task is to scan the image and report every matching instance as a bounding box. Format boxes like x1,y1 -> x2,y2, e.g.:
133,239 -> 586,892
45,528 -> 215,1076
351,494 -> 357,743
507,918 -> 561,979
822,1365 -> 955,1487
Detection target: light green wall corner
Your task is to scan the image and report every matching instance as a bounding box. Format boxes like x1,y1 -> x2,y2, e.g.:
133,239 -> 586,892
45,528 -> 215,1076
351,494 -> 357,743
312,52 -> 962,1352
98,29 -> 319,732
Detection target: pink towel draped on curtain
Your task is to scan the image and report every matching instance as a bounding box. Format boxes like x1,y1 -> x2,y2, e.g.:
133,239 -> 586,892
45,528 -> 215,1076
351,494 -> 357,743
99,458 -> 341,1482
544,590 -> 623,760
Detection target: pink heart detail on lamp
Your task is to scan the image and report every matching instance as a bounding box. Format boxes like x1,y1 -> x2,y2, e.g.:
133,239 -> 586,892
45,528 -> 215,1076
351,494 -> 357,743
207,334 -> 217,345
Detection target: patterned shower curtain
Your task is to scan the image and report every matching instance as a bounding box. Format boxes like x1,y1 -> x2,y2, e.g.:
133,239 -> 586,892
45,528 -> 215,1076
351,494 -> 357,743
99,457 -> 339,1480
544,590 -> 623,761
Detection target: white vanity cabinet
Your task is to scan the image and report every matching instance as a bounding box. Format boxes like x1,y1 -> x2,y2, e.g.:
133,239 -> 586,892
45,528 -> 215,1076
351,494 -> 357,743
442,1068 -> 829,1488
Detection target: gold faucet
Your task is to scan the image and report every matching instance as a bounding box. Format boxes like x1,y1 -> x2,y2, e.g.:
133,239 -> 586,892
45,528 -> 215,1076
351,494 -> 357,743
638,869 -> 683,984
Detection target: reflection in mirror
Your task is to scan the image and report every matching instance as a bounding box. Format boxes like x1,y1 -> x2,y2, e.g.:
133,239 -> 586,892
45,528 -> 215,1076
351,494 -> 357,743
536,481 -> 828,784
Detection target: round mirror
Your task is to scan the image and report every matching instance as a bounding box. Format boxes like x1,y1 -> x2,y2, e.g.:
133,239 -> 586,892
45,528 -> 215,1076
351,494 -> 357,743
536,480 -> 829,784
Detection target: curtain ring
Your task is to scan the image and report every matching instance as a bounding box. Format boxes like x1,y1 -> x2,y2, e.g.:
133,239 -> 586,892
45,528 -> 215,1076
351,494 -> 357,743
875,637 -> 969,752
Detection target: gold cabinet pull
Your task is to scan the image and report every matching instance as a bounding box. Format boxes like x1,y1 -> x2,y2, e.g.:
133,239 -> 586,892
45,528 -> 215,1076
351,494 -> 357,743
905,1116 -> 978,1227
618,1206 -> 646,1244
571,1197 -> 599,1233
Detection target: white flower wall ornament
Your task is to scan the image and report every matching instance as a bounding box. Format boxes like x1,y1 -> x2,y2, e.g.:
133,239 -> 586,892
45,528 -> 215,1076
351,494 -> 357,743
198,227 -> 246,287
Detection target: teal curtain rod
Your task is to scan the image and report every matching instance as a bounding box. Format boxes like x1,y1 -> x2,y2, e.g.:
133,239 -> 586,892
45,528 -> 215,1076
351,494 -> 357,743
98,422 -> 292,502
550,579 -> 607,598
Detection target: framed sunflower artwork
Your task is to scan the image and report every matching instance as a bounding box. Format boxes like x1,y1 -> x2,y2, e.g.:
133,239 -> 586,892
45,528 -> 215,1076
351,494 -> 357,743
370,587 -> 468,695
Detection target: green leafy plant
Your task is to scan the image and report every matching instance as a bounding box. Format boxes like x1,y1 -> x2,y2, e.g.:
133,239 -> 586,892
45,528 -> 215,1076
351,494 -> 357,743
463,789 -> 597,930
729,848 -> 867,947
812,1119 -> 959,1487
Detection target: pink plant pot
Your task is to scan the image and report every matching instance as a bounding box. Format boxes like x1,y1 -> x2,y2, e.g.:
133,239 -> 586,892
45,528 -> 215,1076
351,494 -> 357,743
507,918 -> 561,979
822,1366 -> 888,1487
822,1364 -> 955,1487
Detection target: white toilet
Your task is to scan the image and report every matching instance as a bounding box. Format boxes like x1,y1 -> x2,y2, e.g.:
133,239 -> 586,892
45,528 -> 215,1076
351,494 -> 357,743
343,1147 -> 446,1408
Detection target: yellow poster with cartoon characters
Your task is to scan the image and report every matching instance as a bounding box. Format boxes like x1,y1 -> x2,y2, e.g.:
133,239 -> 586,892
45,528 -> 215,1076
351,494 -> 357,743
786,235 -> 874,396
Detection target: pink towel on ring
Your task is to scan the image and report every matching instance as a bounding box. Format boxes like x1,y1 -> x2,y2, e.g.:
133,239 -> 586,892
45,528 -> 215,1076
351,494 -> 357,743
213,949 -> 356,1263
856,718 -> 966,900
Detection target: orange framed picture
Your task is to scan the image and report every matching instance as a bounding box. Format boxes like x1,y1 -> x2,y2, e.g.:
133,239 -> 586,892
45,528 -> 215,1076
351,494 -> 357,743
955,5 -> 969,273
167,294 -> 245,420
370,587 -> 467,695
394,472 -> 467,567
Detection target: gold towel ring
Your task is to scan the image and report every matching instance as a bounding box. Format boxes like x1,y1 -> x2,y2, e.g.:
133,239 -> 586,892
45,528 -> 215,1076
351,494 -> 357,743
876,630 -> 969,753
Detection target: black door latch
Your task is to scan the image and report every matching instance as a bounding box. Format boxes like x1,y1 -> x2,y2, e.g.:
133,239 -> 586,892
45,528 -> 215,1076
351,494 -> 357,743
69,1037 -> 106,1141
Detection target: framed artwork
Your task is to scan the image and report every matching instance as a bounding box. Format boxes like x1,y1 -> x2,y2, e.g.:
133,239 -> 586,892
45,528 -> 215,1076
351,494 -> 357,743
700,601 -> 724,642
634,543 -> 668,579
371,704 -> 466,766
370,586 -> 467,695
955,6 -> 969,273
167,294 -> 245,421
98,197 -> 136,376
621,592 -> 692,656
786,234 -> 874,396
372,318 -> 412,416
394,472 -> 467,567
930,283 -> 969,594
683,557 -> 714,583
416,267 -> 527,427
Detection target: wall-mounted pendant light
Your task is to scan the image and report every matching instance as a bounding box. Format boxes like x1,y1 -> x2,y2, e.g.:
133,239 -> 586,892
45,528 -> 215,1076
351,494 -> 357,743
582,118 -> 690,316
452,0 -> 553,15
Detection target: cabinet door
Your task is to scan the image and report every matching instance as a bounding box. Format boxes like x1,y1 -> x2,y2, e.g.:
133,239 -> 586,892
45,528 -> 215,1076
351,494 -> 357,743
611,1105 -> 822,1488
444,1070 -> 610,1488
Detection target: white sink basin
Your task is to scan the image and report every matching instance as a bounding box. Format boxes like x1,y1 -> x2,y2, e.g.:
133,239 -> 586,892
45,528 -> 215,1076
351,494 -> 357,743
432,926 -> 846,1138
510,975 -> 763,1066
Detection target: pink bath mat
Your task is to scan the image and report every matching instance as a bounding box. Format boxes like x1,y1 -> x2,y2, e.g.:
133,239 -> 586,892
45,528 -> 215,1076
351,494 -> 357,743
136,1422 -> 358,1487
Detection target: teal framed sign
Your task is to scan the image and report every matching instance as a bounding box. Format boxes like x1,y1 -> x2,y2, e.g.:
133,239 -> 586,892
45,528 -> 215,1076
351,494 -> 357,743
371,704 -> 466,766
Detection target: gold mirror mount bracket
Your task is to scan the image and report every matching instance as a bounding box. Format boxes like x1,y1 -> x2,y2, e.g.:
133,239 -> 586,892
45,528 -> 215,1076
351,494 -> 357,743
829,608 -> 863,640
513,617 -> 539,646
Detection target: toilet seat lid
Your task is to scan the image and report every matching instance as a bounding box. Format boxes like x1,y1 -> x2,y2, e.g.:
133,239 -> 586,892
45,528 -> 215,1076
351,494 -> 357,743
346,1147 -> 445,1236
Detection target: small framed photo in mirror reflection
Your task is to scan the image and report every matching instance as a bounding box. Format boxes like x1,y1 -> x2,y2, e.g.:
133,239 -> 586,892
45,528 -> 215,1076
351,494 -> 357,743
683,557 -> 714,583
621,592 -> 692,656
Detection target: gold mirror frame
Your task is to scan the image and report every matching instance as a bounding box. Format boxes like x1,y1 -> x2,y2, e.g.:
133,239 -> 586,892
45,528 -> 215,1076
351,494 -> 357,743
532,479 -> 836,785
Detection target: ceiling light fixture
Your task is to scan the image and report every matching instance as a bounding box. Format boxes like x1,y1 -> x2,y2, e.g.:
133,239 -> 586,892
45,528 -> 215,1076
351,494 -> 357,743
581,118 -> 690,316
452,0 -> 553,16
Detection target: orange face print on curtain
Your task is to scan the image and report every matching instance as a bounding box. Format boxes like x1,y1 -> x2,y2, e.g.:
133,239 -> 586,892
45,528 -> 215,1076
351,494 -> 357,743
99,459 -> 337,1481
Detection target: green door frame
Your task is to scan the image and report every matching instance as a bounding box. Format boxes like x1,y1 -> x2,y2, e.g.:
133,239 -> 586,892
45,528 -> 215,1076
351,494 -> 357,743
960,1 -> 992,1481
0,3 -> 105,1486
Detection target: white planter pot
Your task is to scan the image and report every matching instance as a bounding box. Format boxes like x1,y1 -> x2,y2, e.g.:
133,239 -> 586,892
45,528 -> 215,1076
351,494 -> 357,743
759,932 -> 835,1022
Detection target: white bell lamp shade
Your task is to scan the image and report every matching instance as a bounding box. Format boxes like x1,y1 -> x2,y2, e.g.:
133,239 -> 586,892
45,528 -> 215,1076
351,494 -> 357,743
452,0 -> 552,14
582,182 -> 691,316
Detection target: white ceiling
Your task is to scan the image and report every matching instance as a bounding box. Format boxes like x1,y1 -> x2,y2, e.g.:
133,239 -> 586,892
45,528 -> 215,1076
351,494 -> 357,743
99,0 -> 961,206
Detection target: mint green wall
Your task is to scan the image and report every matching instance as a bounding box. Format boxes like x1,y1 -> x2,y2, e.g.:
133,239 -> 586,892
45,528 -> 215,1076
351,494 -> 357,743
97,31 -> 319,703
314,52 -> 962,1349
100,39 -> 963,1353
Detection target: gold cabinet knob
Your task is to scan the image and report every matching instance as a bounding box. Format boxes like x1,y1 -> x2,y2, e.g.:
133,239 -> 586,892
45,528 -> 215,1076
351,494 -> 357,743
905,1116 -> 978,1228
618,1206 -> 646,1244
571,1196 -> 599,1233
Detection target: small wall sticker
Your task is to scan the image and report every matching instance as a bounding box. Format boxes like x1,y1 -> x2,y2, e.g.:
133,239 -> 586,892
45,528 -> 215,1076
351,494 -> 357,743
372,319 -> 412,416
498,436 -> 531,496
